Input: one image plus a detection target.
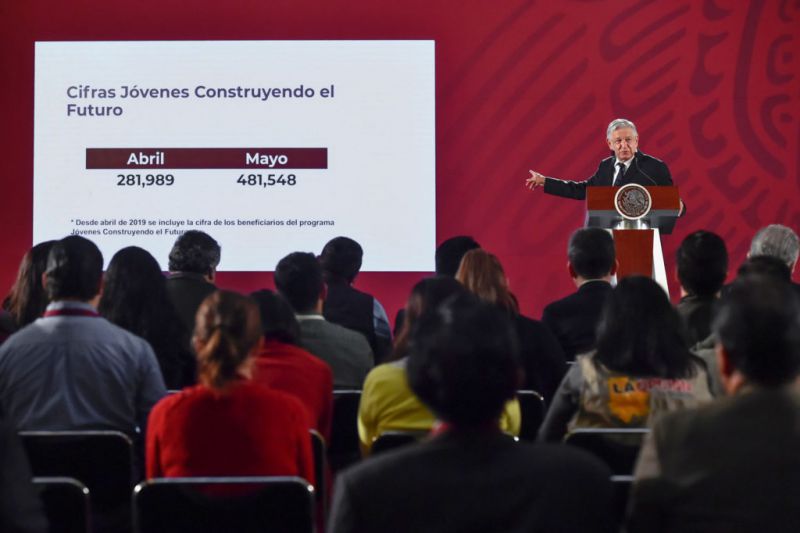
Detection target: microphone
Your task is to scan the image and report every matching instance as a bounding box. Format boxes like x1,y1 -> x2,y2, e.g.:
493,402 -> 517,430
633,153 -> 658,185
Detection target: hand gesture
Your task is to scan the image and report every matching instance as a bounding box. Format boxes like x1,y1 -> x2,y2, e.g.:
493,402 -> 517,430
526,170 -> 546,190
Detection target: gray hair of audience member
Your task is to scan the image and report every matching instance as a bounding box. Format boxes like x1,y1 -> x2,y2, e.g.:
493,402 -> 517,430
606,118 -> 638,141
713,275 -> 800,387
749,224 -> 800,270
168,230 -> 221,276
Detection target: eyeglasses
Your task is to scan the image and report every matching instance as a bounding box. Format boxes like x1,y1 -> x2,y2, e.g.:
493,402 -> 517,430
611,137 -> 637,148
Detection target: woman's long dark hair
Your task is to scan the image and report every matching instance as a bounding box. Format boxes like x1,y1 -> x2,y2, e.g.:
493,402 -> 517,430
594,276 -> 697,378
4,241 -> 56,328
390,276 -> 466,361
98,246 -> 194,388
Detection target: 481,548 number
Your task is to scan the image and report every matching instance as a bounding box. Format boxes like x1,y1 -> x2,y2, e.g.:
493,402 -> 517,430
237,173 -> 297,187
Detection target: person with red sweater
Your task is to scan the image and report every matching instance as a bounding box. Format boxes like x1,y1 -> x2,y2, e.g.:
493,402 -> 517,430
146,290 -> 314,487
251,289 -> 334,441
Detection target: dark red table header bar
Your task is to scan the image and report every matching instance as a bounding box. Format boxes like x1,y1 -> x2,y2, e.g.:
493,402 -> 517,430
86,148 -> 327,169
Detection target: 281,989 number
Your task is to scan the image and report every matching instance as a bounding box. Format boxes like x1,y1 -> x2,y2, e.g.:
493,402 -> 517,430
116,174 -> 175,187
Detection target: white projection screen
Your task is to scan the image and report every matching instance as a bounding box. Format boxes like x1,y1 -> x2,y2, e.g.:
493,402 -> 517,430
34,40 -> 435,271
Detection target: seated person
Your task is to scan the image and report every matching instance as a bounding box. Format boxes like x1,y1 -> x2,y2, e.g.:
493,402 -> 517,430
275,252 -> 373,388
628,276 -> 800,533
165,230 -> 220,333
320,236 -> 392,361
2,241 -> 56,338
393,235 -> 480,337
538,276 -> 713,442
675,231 -> 728,346
146,291 -> 314,488
251,289 -> 334,441
748,223 -> 800,296
456,248 -> 567,401
330,296 -> 615,533
358,278 -> 521,454
542,228 -> 616,360
0,236 -> 166,440
99,246 -> 195,389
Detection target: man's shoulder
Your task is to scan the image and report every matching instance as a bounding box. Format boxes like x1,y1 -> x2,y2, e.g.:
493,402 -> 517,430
544,283 -> 609,316
304,318 -> 370,346
636,151 -> 668,168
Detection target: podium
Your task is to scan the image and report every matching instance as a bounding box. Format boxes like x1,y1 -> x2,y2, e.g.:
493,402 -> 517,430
585,186 -> 681,292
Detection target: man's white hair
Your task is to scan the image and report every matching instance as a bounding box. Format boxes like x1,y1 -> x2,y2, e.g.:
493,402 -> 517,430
749,224 -> 800,269
606,118 -> 638,141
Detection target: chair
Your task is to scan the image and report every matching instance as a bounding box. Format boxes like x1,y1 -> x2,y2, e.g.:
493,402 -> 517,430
309,429 -> 327,514
33,477 -> 90,533
516,390 -> 546,441
564,428 -> 649,475
611,475 -> 633,526
370,430 -> 427,455
132,477 -> 315,533
329,389 -> 361,471
20,430 -> 134,532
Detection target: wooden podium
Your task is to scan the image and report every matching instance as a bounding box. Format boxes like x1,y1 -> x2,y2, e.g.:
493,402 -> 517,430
585,186 -> 681,288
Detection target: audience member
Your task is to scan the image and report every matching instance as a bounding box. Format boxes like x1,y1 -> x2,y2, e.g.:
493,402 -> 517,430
0,407 -> 48,533
275,252 -> 373,388
165,230 -> 220,332
541,228 -> 616,360
320,236 -> 392,361
628,276 -> 800,532
1,240 -> 56,341
99,246 -> 195,389
393,235 -> 480,337
251,289 -> 334,440
0,236 -> 166,437
675,230 -> 728,346
538,276 -> 712,442
330,297 -> 615,533
748,223 -> 800,295
146,291 -> 314,487
358,278 -> 521,454
456,249 -> 567,401
692,254 -> 795,396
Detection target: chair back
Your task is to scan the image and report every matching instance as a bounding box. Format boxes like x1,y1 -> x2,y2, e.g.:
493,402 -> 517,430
309,429 -> 327,514
370,430 -> 427,455
132,476 -> 314,533
329,389 -> 361,471
564,428 -> 649,475
20,430 -> 134,508
33,477 -> 90,533
516,390 -> 546,441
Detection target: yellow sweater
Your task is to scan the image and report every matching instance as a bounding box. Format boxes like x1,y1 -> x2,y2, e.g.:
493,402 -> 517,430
357,359 -> 521,454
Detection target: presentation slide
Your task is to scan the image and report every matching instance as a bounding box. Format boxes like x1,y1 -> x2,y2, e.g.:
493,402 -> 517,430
33,40 -> 435,271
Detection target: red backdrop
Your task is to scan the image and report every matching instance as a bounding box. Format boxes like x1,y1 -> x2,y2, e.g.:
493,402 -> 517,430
2,0 -> 798,326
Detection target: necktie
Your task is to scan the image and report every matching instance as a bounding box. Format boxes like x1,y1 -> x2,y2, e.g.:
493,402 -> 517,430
614,162 -> 626,186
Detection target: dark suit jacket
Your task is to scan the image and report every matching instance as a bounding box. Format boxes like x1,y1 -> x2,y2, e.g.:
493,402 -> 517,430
676,294 -> 717,347
514,314 -> 568,403
323,280 -> 391,362
165,272 -> 216,333
329,429 -> 615,533
544,151 -> 672,200
541,280 -> 613,361
628,387 -> 800,533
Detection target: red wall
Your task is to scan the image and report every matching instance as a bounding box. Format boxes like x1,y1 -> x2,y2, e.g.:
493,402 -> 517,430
2,0 -> 799,325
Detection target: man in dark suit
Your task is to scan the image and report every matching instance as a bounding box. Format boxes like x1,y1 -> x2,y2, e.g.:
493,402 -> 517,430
541,227 -> 616,361
165,231 -> 220,333
319,237 -> 392,362
675,230 -> 728,347
526,118 -> 683,213
329,296 -> 614,533
628,276 -> 800,533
